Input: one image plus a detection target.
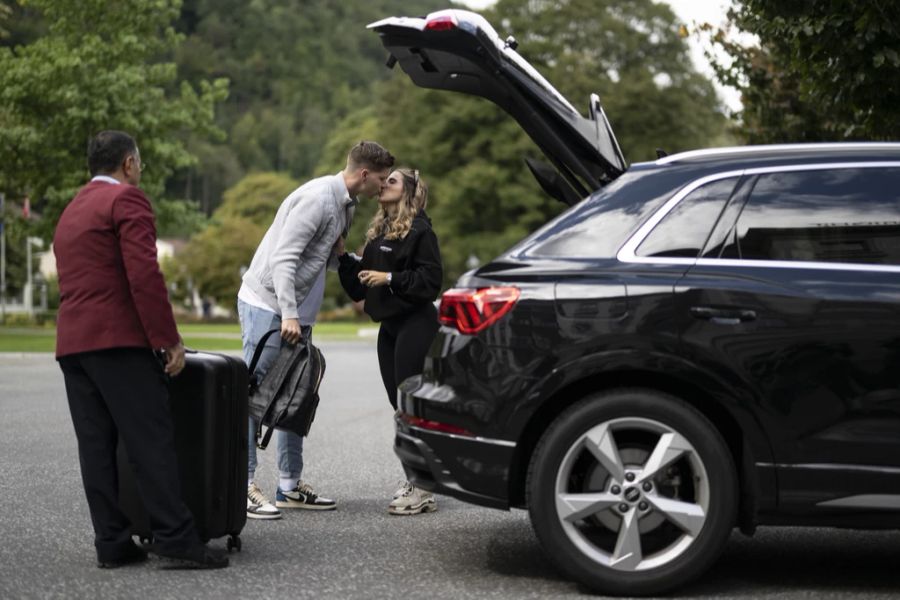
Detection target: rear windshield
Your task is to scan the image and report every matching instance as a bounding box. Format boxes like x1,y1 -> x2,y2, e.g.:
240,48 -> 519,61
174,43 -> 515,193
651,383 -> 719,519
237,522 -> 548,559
513,170 -> 676,259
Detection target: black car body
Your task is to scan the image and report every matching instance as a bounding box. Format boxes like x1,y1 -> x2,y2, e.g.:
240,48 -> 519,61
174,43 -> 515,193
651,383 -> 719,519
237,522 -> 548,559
370,9 -> 900,595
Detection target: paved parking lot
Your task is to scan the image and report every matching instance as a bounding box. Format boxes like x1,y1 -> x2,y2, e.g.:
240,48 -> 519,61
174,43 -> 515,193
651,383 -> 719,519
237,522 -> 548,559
1,345 -> 897,599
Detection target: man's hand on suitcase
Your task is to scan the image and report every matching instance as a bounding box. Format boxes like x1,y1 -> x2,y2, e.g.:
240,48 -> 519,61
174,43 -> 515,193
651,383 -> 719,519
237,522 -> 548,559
163,341 -> 186,376
281,318 -> 302,345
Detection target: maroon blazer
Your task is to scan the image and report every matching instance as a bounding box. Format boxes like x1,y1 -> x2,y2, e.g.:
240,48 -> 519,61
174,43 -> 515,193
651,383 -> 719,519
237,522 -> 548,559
54,180 -> 179,358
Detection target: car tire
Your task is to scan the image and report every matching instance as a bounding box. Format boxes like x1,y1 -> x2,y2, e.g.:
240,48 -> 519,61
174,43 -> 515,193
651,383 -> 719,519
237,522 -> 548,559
527,388 -> 737,596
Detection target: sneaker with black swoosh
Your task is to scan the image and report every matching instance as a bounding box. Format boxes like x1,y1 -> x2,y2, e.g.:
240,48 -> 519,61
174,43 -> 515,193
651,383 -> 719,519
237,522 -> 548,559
275,481 -> 336,510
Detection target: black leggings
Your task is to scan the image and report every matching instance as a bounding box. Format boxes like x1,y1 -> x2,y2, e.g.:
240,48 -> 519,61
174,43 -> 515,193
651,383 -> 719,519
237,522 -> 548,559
377,303 -> 439,409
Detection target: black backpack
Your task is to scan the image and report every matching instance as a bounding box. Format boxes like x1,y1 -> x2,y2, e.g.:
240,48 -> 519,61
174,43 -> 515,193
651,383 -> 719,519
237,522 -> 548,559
247,329 -> 325,449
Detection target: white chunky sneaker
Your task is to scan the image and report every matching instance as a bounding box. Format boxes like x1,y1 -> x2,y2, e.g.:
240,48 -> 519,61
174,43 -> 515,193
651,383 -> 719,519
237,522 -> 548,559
388,482 -> 437,515
247,482 -> 282,520
392,480 -> 412,499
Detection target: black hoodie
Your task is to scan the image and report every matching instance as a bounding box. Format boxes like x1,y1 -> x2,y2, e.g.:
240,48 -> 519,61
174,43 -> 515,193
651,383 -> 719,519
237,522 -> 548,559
338,210 -> 443,322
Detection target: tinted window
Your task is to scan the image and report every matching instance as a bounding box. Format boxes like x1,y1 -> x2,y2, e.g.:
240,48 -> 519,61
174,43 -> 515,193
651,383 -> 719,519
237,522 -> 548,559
721,167 -> 900,265
636,178 -> 737,258
523,171 -> 681,258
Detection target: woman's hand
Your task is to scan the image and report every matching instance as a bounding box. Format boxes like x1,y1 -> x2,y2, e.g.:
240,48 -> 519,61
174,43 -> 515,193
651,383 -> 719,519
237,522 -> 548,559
358,270 -> 390,287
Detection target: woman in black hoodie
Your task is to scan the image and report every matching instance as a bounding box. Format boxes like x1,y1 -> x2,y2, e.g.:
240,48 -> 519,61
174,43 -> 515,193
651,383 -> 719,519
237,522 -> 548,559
338,167 -> 443,515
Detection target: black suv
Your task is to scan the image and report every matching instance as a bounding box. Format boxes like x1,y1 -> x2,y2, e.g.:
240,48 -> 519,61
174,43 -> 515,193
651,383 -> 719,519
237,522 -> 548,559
370,9 -> 900,596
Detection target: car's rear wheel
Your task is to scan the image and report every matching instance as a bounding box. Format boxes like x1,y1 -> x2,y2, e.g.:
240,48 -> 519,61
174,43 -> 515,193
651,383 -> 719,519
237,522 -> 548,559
527,389 -> 737,596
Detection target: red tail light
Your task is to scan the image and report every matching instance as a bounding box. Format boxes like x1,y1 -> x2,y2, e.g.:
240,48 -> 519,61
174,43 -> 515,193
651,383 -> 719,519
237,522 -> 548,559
425,14 -> 458,31
439,287 -> 521,334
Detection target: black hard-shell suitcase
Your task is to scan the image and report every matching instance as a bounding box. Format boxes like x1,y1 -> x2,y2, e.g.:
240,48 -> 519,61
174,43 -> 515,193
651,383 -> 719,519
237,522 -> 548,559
117,350 -> 248,551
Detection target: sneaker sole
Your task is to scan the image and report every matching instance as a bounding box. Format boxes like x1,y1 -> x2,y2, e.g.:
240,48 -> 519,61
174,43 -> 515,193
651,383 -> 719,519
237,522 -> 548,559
388,501 -> 437,516
275,501 -> 337,510
246,511 -> 282,520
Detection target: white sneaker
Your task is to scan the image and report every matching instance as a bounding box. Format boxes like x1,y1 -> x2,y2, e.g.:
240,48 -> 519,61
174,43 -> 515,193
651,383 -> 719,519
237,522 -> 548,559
388,482 -> 437,515
275,481 -> 337,510
247,482 -> 282,520
392,480 -> 412,499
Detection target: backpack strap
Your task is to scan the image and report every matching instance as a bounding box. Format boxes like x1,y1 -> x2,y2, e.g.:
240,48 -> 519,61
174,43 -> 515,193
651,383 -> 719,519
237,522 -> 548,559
257,421 -> 276,450
247,329 -> 281,393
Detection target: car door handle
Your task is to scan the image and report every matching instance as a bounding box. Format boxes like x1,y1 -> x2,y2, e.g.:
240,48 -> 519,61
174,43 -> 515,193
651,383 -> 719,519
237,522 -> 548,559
690,306 -> 757,325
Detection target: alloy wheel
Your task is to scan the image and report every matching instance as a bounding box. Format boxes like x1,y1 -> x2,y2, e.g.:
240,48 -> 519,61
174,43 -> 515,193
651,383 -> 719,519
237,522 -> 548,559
553,417 -> 710,571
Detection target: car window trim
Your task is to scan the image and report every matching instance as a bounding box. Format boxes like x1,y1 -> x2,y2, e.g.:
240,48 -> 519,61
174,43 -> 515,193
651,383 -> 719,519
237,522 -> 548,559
618,168 -> 746,265
634,173 -> 745,259
701,174 -> 759,259
618,161 -> 900,273
655,143 -> 900,165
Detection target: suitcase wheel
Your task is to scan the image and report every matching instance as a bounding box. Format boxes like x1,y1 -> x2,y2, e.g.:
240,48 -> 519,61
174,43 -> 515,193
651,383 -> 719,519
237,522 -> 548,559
227,534 -> 242,553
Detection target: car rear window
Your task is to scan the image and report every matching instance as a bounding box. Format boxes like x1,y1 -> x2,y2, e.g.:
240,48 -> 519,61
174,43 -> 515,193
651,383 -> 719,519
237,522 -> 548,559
519,171 -> 677,259
636,177 -> 738,258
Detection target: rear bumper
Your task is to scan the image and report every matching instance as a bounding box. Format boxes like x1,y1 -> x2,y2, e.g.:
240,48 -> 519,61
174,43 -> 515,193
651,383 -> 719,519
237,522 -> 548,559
394,415 -> 516,510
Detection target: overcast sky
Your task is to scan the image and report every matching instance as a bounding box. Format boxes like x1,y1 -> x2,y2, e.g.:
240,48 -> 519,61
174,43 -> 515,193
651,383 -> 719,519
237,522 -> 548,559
662,0 -> 741,111
455,0 -> 743,111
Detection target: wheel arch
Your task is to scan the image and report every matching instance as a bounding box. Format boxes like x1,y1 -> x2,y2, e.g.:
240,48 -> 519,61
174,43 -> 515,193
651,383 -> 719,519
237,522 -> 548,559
507,367 -> 769,533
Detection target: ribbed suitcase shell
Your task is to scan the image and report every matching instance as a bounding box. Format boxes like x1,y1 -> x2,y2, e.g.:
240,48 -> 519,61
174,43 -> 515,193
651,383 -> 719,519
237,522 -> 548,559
117,350 -> 248,550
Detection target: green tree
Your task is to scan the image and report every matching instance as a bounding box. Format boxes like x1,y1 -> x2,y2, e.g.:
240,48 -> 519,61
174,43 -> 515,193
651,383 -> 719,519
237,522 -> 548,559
493,0 -> 728,160
169,172 -> 299,307
0,1 -> 44,46
168,0 -> 444,214
0,0 -> 228,237
708,1 -> 900,141
155,198 -> 208,239
0,2 -> 10,38
0,203 -> 37,300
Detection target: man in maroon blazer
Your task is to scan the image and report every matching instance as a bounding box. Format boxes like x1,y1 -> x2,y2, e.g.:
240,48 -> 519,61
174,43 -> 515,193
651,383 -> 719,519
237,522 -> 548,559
54,130 -> 227,569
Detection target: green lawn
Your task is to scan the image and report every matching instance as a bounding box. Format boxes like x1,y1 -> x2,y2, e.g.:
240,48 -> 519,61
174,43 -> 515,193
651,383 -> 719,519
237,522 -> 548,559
0,321 -> 376,353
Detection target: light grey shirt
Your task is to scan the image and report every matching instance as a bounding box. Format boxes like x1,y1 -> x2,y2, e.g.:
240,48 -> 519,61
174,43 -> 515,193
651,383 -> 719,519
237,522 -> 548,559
241,173 -> 356,320
237,268 -> 324,326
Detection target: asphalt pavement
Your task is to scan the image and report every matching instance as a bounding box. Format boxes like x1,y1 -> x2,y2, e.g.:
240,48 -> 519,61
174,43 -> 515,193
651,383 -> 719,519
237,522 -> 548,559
1,344 -> 898,599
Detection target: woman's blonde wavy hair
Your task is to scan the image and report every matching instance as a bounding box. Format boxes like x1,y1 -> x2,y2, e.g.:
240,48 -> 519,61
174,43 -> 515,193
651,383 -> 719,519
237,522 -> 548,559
365,167 -> 428,242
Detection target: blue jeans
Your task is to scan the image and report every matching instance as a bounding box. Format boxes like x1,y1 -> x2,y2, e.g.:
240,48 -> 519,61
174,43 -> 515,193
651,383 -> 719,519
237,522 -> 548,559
238,299 -> 308,483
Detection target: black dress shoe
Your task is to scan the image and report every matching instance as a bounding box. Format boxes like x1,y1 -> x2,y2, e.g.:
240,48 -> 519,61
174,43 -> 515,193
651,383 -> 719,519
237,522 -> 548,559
97,542 -> 149,569
156,544 -> 229,570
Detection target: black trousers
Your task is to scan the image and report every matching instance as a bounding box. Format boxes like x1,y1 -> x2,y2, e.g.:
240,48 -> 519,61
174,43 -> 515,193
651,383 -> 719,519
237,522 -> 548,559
377,303 -> 439,410
58,348 -> 198,561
